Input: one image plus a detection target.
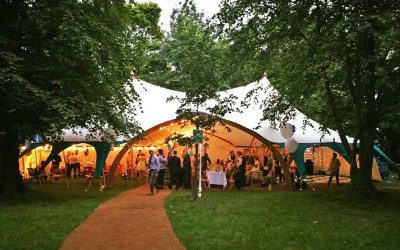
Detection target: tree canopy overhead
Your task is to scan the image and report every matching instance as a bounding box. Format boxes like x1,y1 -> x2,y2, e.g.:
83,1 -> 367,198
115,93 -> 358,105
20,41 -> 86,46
216,0 -> 400,191
138,0 -> 241,198
0,0 -> 161,194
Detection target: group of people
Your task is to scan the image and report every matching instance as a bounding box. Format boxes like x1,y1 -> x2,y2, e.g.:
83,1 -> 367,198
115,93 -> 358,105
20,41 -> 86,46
136,147 -> 342,195
144,148 -> 192,195
47,151 -> 80,178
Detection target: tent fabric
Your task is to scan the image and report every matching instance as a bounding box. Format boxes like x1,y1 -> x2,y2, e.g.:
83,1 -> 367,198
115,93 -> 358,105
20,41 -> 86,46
131,77 -> 349,144
19,144 -> 42,158
22,141 -> 112,177
130,78 -> 386,180
56,77 -> 385,180
91,142 -> 111,178
61,77 -> 350,145
374,145 -> 400,170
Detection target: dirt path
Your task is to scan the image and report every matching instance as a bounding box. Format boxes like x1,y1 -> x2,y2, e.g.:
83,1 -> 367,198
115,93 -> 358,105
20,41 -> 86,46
60,185 -> 185,250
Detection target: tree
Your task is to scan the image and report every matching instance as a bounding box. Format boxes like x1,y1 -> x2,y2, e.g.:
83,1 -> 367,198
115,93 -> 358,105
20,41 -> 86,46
216,0 -> 400,192
0,0 -> 161,195
139,0 -> 238,199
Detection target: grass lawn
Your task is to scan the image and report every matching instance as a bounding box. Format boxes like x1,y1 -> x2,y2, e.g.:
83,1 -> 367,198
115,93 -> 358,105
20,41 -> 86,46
0,177 -> 144,250
165,184 -> 400,250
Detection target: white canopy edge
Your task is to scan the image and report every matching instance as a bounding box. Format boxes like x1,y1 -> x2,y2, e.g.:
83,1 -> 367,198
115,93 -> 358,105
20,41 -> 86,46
62,77 -> 352,145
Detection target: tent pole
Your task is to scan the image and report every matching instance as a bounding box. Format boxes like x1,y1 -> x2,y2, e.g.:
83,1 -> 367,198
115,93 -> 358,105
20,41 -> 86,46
198,144 -> 202,198
34,148 -> 39,169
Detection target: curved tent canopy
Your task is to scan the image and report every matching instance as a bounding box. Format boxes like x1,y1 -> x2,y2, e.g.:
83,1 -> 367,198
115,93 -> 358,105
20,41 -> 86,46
25,77 -> 386,180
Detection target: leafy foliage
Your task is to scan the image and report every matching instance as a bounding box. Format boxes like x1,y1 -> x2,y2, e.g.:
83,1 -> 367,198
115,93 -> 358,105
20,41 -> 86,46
0,0 -> 162,140
216,0 -> 400,189
0,0 -> 161,194
139,0 -> 239,133
139,0 -> 241,199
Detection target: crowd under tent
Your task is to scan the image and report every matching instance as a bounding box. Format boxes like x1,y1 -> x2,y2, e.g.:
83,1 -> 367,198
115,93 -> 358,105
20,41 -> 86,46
19,78 -> 391,181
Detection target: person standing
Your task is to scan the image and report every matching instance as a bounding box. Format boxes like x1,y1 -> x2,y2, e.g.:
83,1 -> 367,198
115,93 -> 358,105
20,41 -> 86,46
274,159 -> 284,183
201,152 -> 211,173
328,153 -> 341,186
51,154 -> 62,172
234,151 -> 246,189
156,149 -> 167,189
182,149 -> 192,189
227,150 -> 236,163
135,150 -> 146,178
147,149 -> 160,195
66,153 -> 78,178
168,150 -> 181,190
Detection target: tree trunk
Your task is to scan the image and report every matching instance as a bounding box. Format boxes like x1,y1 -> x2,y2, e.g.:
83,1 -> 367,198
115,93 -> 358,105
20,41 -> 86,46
349,141 -> 362,188
0,130 -> 26,195
358,126 -> 376,191
355,21 -> 378,192
349,162 -> 361,188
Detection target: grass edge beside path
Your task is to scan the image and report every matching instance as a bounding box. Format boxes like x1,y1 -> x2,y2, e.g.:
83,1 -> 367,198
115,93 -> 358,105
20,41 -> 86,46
165,186 -> 400,250
0,178 -> 145,250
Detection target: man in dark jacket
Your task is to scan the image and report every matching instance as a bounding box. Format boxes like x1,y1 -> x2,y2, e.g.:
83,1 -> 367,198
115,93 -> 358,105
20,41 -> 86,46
168,150 -> 181,190
182,149 -> 192,189
201,152 -> 212,173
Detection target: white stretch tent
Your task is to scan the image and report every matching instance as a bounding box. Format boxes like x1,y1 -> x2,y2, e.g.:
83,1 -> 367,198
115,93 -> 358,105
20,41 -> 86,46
130,77 -> 381,180
35,77 -> 382,180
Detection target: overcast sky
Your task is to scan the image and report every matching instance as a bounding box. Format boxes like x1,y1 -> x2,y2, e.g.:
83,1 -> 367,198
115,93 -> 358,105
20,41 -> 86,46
136,0 -> 221,31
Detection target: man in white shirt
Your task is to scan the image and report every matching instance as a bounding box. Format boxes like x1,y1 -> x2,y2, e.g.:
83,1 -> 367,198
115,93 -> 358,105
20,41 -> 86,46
156,149 -> 168,190
68,153 -> 80,178
147,149 -> 160,195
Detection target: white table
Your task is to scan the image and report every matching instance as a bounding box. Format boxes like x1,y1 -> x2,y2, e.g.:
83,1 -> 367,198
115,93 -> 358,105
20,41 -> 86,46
207,172 -> 227,188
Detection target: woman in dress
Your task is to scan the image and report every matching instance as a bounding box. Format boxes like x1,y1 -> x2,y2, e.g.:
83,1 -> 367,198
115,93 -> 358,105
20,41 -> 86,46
135,150 -> 147,178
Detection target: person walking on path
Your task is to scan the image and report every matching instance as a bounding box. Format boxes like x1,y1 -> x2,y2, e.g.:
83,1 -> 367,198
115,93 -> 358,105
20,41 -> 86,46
147,149 -> 160,195
157,148 -> 168,189
328,153 -> 341,186
168,150 -> 182,190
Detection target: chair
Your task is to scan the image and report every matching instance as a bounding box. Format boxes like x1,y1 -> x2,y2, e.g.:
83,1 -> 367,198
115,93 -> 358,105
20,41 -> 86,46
51,169 -> 63,183
228,171 -> 235,190
201,178 -> 209,189
84,167 -> 94,184
250,172 -> 262,187
27,168 -> 45,185
84,168 -> 107,191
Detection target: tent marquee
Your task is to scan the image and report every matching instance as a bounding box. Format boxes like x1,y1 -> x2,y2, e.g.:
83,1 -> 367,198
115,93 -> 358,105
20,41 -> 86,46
21,77 -> 385,180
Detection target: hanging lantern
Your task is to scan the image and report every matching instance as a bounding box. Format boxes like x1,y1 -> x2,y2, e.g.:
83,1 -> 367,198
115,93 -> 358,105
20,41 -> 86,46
285,139 -> 298,153
280,123 -> 295,139
104,127 -> 117,142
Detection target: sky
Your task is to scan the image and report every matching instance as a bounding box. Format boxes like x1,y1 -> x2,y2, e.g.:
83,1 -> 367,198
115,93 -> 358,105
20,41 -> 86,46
136,0 -> 221,31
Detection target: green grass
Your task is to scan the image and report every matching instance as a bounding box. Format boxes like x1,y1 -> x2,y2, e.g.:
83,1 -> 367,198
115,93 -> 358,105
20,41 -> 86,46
165,186 -> 400,250
0,177 -> 144,250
